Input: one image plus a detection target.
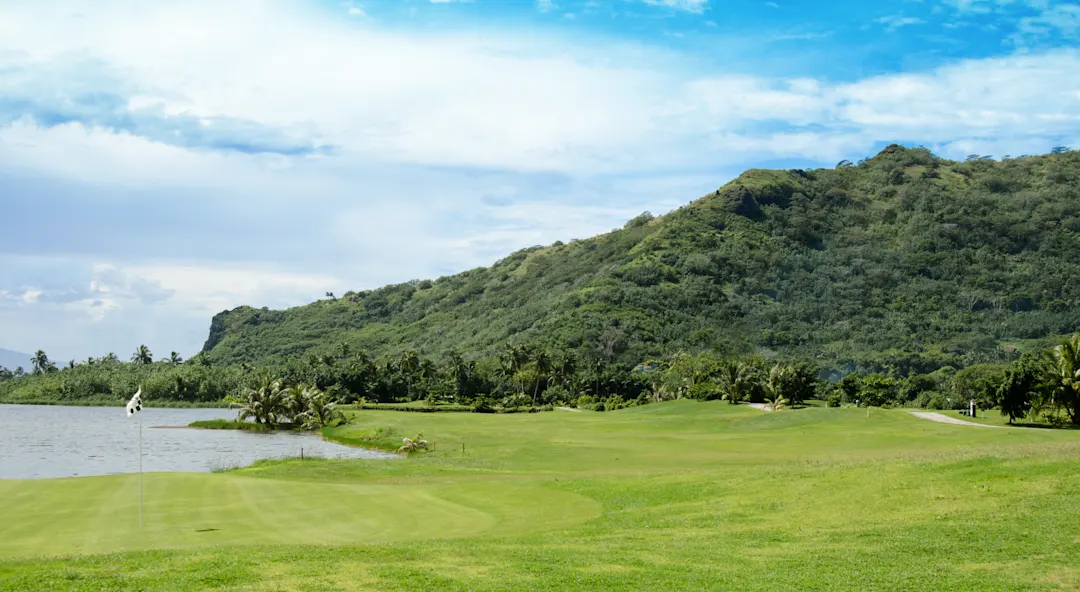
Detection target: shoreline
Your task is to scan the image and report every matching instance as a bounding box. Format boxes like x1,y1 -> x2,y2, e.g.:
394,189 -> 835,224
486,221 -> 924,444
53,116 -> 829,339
0,400 -> 230,409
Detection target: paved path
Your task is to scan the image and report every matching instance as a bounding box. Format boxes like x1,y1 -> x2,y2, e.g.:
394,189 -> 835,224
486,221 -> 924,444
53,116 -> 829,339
909,411 -> 1004,428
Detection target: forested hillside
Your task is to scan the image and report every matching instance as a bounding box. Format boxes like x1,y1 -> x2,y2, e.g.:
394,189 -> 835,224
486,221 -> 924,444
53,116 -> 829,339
202,145 -> 1080,376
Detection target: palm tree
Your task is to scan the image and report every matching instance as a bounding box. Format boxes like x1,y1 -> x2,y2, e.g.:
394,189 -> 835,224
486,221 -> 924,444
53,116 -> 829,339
532,348 -> 553,406
398,350 -> 421,400
169,352 -> 183,365
237,377 -> 287,426
552,350 -> 577,390
67,359 -> 76,370
591,358 -> 606,398
132,345 -> 153,365
31,350 -> 50,375
763,364 -> 788,410
295,385 -> 345,429
448,353 -> 475,402
719,361 -> 755,404
283,383 -> 309,421
398,433 -> 429,454
1049,334 -> 1080,424
498,344 -> 530,396
102,352 -> 119,364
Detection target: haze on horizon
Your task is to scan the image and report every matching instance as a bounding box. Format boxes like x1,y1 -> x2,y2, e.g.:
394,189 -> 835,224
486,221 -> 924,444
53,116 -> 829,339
1,0 -> 1078,361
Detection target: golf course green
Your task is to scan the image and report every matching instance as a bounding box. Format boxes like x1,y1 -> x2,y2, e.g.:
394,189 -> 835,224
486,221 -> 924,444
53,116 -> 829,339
2,401 -> 1079,590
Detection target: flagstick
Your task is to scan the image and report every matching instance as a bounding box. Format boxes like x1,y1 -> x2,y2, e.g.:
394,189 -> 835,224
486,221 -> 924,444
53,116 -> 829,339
138,411 -> 144,528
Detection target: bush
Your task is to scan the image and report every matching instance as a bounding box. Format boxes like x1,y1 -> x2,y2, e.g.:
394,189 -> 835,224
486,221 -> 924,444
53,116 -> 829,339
576,394 -> 598,409
925,392 -> 963,410
826,393 -> 841,407
687,381 -> 723,401
540,384 -> 573,406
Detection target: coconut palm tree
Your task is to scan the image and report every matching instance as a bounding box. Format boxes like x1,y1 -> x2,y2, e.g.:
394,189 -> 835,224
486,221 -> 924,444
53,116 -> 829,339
763,363 -> 789,410
531,348 -> 553,406
237,377 -> 287,426
719,361 -> 755,405
1049,334 -> 1080,424
132,345 -> 153,365
31,350 -> 50,375
398,350 -> 421,400
418,358 -> 438,383
168,352 -> 183,365
552,350 -> 577,390
398,433 -> 429,454
102,352 -> 119,364
283,383 -> 309,421
295,385 -> 345,429
447,353 -> 473,402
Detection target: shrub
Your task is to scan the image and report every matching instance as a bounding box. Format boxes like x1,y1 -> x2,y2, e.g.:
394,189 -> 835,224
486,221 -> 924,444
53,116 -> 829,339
826,393 -> 841,407
576,394 -> 598,409
540,384 -> 573,406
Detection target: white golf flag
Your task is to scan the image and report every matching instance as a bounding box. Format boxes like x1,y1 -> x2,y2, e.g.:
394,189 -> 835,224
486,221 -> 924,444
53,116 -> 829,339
126,387 -> 143,417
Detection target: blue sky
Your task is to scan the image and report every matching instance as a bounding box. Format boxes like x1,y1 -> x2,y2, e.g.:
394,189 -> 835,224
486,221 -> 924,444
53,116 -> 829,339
1,0 -> 1079,363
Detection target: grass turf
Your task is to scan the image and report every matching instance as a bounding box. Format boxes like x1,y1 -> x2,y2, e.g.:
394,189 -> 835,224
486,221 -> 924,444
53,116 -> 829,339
1,401 -> 1079,590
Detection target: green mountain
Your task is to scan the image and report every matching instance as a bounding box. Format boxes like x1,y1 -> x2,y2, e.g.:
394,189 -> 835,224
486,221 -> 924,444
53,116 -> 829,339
200,146 -> 1080,375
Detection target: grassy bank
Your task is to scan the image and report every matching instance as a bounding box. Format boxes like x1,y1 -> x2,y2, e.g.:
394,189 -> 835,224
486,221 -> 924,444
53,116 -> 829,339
187,419 -> 276,432
2,402 -> 1079,590
346,401 -> 552,413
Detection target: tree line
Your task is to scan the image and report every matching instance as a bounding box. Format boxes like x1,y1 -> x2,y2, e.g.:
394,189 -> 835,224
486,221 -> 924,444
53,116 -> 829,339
3,334 -> 1078,425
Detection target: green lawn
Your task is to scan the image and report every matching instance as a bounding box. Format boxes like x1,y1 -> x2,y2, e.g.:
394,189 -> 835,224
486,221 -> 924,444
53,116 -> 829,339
2,402 -> 1079,590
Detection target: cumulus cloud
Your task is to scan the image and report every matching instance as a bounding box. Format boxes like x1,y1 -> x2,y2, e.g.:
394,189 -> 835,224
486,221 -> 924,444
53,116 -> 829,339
2,1 -> 1077,179
1,0 -> 1079,358
0,257 -> 344,359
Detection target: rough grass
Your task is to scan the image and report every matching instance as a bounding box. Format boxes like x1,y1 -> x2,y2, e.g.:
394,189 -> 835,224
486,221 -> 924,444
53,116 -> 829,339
187,419 -> 275,432
2,401 -> 1079,591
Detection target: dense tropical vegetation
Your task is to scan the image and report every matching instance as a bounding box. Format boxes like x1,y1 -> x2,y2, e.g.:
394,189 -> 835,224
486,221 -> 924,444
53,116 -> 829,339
3,146 -> 1080,426
201,146 -> 1080,375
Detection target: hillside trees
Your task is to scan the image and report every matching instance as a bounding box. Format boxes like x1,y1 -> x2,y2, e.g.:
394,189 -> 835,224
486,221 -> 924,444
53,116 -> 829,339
197,147 -> 1080,381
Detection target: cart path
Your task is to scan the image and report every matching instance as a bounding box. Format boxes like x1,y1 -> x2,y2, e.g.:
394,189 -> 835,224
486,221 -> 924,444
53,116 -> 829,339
909,411 -> 1004,428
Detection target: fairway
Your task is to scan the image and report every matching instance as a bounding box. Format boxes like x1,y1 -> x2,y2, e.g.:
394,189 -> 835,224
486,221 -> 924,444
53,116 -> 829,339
2,402 -> 1080,591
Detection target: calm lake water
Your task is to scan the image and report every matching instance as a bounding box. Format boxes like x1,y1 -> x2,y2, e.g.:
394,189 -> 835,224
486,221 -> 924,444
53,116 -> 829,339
0,405 -> 397,480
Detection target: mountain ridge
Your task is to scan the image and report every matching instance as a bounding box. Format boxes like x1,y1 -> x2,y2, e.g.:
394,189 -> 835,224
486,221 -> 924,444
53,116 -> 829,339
199,145 -> 1080,374
0,348 -> 31,372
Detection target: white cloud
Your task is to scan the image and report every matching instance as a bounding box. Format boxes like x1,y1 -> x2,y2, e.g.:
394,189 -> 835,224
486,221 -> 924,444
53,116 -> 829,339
1,0 -> 1080,358
640,0 -> 709,12
2,1 -> 1078,180
875,14 -> 925,32
1014,3 -> 1080,42
943,0 -> 1080,43
0,257 -> 345,358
